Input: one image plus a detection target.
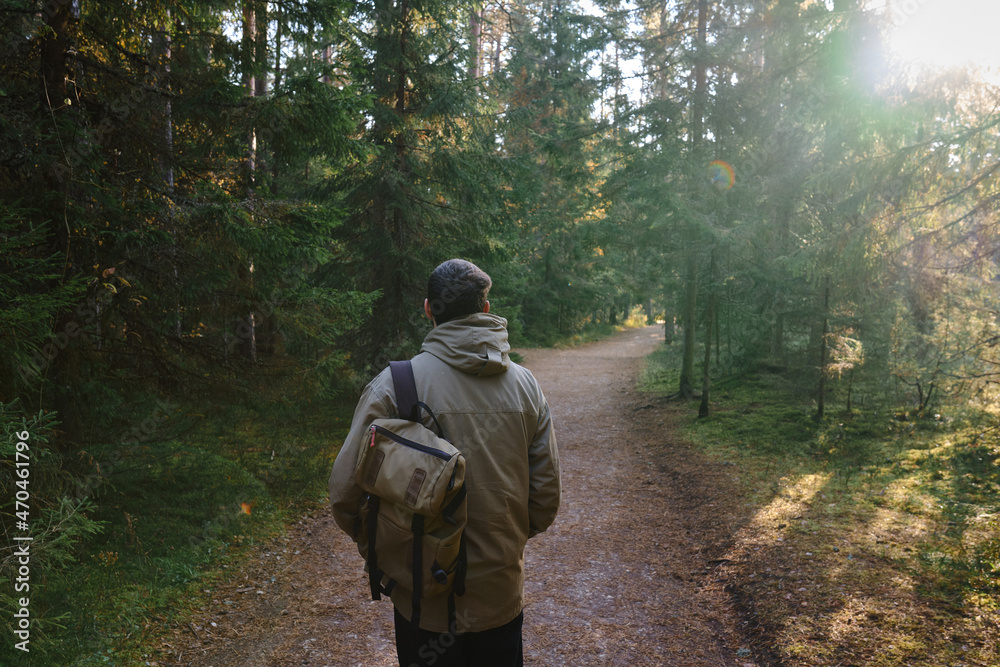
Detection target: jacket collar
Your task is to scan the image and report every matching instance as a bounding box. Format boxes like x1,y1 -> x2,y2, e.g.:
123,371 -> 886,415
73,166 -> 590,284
420,312 -> 511,377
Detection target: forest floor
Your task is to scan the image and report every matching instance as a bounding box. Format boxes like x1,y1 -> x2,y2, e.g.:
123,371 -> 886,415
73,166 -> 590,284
150,326 -> 761,666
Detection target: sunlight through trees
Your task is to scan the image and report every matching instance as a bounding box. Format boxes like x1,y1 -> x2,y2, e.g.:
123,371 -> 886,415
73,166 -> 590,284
1,0 -> 999,662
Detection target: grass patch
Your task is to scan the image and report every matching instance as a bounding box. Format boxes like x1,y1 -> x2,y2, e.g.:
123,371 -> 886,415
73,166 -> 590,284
550,322 -> 631,349
515,306 -> 652,350
515,319 -> 652,363
640,343 -> 1000,666
1,397 -> 353,666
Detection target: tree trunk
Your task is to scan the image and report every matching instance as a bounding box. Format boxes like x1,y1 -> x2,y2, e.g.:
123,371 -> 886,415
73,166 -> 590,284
242,0 -> 259,192
254,0 -> 267,99
41,0 -> 83,445
41,0 -> 76,260
41,0 -> 73,108
241,1 -> 264,361
679,251 -> 698,396
321,45 -> 333,85
470,4 -> 483,79
663,298 -> 674,344
699,249 -> 716,418
846,367 -> 854,413
691,0 -> 708,152
271,4 -> 283,195
154,12 -> 181,340
815,277 -> 831,421
273,3 -> 283,91
381,0 -> 412,351
678,0 -> 709,399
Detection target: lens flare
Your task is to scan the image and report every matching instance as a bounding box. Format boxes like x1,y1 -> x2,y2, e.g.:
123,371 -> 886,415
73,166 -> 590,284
708,160 -> 735,190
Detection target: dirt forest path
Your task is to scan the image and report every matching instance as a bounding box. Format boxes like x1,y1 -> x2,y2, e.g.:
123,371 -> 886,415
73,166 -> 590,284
157,326 -> 751,666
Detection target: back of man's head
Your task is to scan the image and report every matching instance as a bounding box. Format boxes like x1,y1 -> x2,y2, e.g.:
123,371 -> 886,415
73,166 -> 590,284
427,259 -> 492,324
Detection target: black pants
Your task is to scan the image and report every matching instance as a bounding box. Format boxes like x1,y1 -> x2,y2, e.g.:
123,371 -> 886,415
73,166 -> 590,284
394,608 -> 524,667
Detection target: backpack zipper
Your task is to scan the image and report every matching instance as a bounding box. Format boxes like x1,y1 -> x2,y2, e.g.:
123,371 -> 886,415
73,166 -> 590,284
370,424 -> 451,461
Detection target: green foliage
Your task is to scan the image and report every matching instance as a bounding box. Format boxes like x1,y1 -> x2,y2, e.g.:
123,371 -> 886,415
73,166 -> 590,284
0,403 -> 106,663
911,439 -> 1000,601
326,0 -> 521,367
639,345 -> 682,395
2,0 -> 1000,661
0,207 -> 89,398
495,2 -> 618,344
0,395 -> 348,666
642,340 -> 1000,618
31,440 -> 272,666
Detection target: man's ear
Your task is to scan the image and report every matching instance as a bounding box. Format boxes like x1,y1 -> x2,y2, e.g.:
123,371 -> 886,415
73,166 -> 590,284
483,300 -> 490,314
424,298 -> 436,325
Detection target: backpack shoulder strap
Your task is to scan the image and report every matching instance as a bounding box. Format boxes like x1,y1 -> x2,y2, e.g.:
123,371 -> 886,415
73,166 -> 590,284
390,360 -> 447,438
389,360 -> 419,422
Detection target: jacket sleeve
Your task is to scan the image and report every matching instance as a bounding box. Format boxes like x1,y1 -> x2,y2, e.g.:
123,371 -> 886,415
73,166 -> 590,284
328,375 -> 393,538
527,399 -> 560,538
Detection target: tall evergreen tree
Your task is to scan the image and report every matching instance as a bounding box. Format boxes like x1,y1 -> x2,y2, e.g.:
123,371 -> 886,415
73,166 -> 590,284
330,0 -> 515,365
497,0 -> 608,341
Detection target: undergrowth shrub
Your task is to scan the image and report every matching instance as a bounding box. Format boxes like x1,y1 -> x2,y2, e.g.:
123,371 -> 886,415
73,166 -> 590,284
0,402 -> 106,663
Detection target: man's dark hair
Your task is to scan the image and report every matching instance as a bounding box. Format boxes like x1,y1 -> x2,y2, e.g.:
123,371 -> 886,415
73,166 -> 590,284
427,259 -> 492,324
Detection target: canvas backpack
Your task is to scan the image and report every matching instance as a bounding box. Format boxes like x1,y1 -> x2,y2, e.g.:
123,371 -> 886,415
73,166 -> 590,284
353,360 -> 468,629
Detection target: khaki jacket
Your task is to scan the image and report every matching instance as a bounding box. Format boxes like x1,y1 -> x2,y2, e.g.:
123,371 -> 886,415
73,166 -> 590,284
328,312 -> 561,633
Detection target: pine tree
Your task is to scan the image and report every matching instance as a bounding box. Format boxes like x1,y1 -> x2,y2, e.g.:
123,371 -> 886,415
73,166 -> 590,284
497,0 -> 608,341
332,0 -> 521,364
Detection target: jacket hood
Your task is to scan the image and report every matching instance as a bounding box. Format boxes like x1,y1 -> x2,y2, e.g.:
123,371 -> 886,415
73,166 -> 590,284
420,312 -> 511,376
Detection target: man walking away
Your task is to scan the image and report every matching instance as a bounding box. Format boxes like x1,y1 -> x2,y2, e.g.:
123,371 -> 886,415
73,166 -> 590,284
329,258 -> 561,667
